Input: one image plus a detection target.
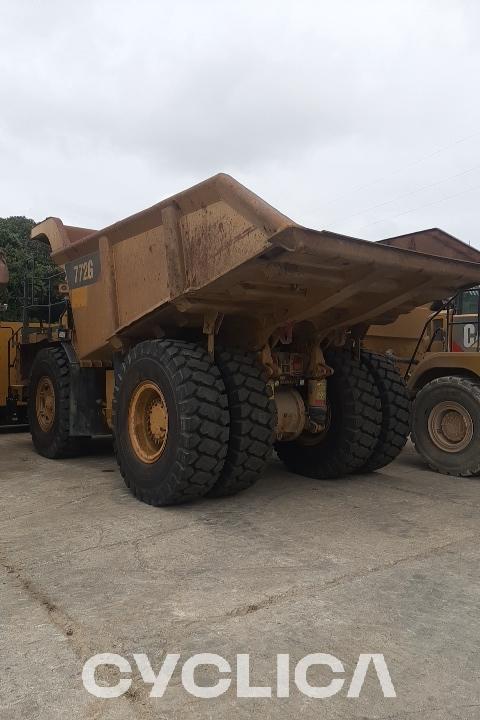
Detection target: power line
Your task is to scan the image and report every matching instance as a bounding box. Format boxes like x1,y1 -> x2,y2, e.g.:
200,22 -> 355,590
356,182 -> 480,231
322,129 -> 480,208
334,162 -> 480,224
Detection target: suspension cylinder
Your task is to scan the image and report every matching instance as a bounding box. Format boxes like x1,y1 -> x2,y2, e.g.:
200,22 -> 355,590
307,378 -> 328,429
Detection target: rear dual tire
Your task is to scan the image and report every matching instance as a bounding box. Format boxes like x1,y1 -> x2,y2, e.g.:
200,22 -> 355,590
276,349 -> 383,478
113,342 -> 276,505
113,340 -> 230,506
359,351 -> 410,472
275,349 -> 410,478
208,349 -> 275,497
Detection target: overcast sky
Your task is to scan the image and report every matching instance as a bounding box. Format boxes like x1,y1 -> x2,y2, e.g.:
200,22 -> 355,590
1,0 -> 480,245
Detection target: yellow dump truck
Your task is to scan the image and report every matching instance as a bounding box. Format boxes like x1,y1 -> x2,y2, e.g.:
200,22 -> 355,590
0,253 -> 23,426
9,175 -> 480,505
366,229 -> 480,477
0,322 -> 25,427
0,251 -> 56,427
0,252 -> 10,423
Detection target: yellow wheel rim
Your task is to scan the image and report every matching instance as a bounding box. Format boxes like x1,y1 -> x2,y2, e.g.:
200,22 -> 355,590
128,381 -> 169,463
36,376 -> 56,432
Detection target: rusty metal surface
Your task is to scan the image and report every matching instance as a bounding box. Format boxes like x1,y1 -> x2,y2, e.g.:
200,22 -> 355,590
31,174 -> 480,361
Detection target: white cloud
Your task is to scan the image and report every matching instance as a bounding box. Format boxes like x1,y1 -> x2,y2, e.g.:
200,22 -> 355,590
0,0 -> 479,245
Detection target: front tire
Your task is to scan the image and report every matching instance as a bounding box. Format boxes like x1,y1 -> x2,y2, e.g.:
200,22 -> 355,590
28,346 -> 81,458
412,376 -> 480,476
113,340 -> 230,505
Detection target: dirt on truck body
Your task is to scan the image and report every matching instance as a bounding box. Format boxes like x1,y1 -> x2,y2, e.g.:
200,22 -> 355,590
9,174 -> 480,505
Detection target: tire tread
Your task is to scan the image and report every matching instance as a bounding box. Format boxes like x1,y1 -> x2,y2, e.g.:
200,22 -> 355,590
276,348 -> 382,478
208,349 -> 275,497
412,375 -> 480,477
360,351 -> 411,472
28,345 -> 81,459
112,339 -> 229,505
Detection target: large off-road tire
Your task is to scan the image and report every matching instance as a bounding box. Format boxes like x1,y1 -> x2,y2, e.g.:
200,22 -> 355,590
276,348 -> 382,478
112,339 -> 230,506
207,349 -> 276,498
359,351 -> 411,472
412,375 -> 480,476
28,346 -> 81,459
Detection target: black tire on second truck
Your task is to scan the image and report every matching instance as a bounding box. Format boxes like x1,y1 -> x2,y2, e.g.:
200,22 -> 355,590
275,348 -> 382,479
207,349 -> 276,497
412,375 -> 480,476
359,351 -> 411,472
112,339 -> 230,506
28,345 -> 81,459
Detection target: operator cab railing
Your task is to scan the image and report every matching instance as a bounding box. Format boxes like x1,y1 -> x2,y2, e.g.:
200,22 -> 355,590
5,264 -> 69,404
405,286 -> 480,379
20,265 -> 68,337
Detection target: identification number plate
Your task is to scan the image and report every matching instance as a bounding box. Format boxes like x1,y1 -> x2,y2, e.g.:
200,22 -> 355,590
65,252 -> 101,289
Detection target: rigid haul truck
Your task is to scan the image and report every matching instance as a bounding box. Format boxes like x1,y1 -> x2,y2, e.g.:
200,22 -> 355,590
4,175 -> 480,505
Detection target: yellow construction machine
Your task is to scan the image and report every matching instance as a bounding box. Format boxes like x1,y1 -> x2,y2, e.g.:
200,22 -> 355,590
7,177 -> 480,504
366,229 -> 480,477
0,250 -> 65,428
0,252 -> 25,426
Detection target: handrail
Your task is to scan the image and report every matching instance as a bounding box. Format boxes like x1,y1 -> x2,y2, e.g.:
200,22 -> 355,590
404,287 -> 480,378
403,294 -> 458,379
5,325 -> 22,393
20,266 -> 67,329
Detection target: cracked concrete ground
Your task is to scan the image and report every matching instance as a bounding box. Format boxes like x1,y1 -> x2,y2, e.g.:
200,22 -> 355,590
1,433 -> 479,719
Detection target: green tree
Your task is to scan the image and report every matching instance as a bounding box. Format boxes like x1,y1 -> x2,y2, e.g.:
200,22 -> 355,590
0,216 -> 61,322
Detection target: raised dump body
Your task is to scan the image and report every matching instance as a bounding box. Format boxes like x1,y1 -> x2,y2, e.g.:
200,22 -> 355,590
32,174 -> 480,362
23,175 -> 480,507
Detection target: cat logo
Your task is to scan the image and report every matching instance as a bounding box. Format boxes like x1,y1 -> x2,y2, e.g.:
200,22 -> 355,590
463,323 -> 478,349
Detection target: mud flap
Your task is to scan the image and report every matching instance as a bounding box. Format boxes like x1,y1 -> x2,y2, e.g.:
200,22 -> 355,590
62,343 -> 110,437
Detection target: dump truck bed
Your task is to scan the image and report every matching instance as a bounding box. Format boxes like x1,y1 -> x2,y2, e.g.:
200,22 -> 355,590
32,174 -> 480,361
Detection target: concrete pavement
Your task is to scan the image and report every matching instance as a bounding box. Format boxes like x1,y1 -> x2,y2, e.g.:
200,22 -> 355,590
1,433 -> 479,719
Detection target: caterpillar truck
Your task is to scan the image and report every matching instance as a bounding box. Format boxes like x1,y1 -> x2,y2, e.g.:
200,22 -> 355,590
9,175 -> 480,505
0,252 -> 25,427
366,229 -> 480,477
0,252 -> 11,424
0,251 -> 51,428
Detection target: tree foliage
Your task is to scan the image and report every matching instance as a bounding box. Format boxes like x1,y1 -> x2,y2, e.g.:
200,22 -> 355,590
0,216 -> 61,322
